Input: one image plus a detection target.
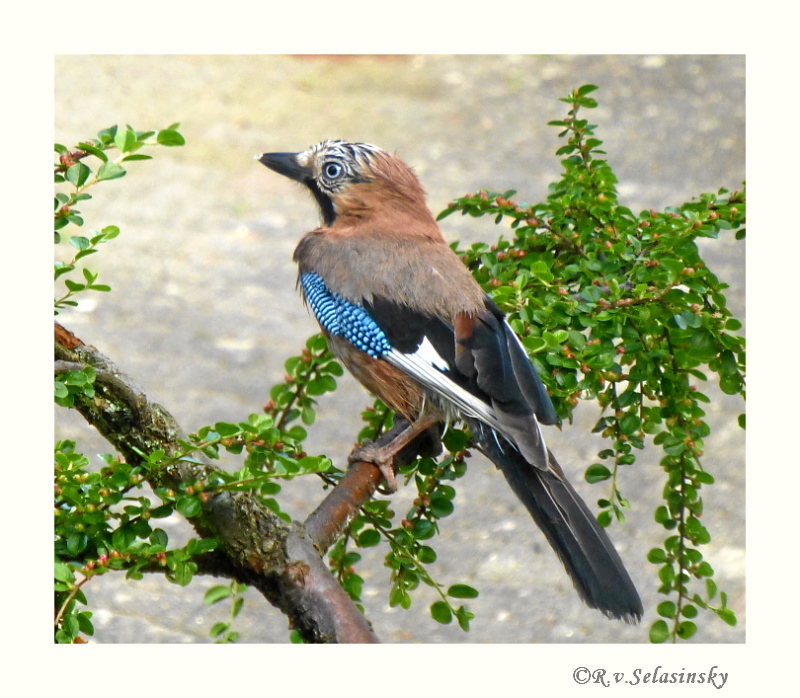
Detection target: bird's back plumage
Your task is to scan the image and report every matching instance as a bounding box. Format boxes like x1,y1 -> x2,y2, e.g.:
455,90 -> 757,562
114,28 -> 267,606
258,140 -> 643,623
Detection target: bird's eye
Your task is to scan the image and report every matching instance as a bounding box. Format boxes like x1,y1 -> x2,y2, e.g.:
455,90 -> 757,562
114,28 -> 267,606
323,162 -> 343,180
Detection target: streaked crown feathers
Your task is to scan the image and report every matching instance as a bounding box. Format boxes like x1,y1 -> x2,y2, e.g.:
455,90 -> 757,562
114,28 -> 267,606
299,140 -> 427,201
295,140 -> 385,194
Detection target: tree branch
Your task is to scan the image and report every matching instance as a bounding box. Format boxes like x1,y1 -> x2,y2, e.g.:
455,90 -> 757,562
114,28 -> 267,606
54,322 -> 377,643
306,460 -> 384,553
304,418 -> 440,553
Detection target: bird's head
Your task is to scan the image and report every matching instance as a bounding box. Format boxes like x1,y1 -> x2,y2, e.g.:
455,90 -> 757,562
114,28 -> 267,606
257,140 -> 434,229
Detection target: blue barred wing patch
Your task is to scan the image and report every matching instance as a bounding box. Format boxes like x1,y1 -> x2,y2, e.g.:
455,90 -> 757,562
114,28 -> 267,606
300,272 -> 392,359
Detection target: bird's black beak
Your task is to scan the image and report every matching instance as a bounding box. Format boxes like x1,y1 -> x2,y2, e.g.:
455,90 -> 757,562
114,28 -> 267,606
256,152 -> 309,183
257,149 -> 337,226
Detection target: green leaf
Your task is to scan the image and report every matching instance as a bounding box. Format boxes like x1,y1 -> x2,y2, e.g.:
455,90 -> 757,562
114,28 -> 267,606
447,584 -> 479,599
157,129 -> 185,146
114,128 -> 136,153
150,528 -> 169,545
441,428 -> 469,452
204,585 -> 233,605
705,578 -> 718,600
357,528 -> 381,547
388,585 -> 408,608
213,421 -> 241,437
77,612 -> 95,636
695,471 -> 715,485
430,601 -> 452,624
77,141 -> 108,161
719,373 -> 743,395
725,318 -> 742,331
176,495 -> 201,518
97,125 -> 118,145
97,161 -> 126,182
657,601 -> 676,618
619,413 -> 641,435
673,310 -> 702,330
112,525 -> 136,551
717,607 -> 737,626
298,455 -> 331,473
429,496 -> 454,518
74,248 -> 98,262
101,225 -> 121,240
231,596 -> 244,618
67,532 -> 88,555
412,519 -> 435,539
54,562 -> 75,583
718,350 -> 738,376
658,564 -> 675,585
649,619 -> 670,643
529,260 -> 554,283
417,545 -> 437,563
192,538 -> 219,554
543,329 -> 569,347
520,336 -> 547,354
301,406 -> 316,425
585,463 -> 611,483
66,162 -> 91,188
63,614 -> 80,639
210,622 -> 229,637
171,560 -> 197,586
306,375 -> 337,395
455,606 -> 473,631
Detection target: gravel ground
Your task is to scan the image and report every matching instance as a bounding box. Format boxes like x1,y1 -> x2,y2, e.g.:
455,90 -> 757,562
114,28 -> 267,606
54,54 -> 745,644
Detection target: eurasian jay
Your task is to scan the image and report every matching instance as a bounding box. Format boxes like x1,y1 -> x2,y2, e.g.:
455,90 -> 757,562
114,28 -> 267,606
258,140 -> 643,623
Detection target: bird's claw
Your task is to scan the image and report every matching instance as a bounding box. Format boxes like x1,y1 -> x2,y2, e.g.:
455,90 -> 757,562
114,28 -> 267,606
349,442 -> 398,493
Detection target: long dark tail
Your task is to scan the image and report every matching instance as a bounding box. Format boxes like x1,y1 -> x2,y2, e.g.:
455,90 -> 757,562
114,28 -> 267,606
470,421 -> 643,623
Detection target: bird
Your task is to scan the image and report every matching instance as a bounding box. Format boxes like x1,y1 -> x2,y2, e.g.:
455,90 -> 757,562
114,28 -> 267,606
257,139 -> 643,623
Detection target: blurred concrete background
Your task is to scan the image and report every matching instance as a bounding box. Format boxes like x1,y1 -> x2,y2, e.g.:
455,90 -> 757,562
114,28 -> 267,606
54,55 -> 744,643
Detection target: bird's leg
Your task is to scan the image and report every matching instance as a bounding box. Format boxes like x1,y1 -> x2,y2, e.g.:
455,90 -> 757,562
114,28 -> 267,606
348,413 -> 440,492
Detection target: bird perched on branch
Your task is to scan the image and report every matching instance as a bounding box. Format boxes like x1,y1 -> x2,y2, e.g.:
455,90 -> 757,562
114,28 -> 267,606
257,140 -> 643,623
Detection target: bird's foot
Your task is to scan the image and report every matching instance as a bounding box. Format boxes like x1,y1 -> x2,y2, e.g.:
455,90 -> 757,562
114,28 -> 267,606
348,441 -> 398,493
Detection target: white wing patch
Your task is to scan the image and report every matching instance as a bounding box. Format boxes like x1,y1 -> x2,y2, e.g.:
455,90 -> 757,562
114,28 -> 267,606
386,342 -> 502,430
414,336 -> 450,371
385,330 -> 550,471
